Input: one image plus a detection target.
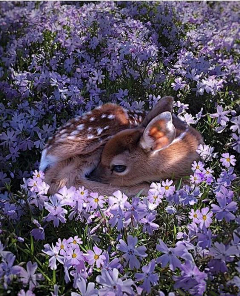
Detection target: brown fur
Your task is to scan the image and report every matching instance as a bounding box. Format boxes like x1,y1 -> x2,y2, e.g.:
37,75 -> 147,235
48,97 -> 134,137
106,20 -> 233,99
41,97 -> 203,196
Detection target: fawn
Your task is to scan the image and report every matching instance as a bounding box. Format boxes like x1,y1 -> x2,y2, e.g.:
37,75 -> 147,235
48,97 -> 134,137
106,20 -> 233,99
39,96 -> 203,196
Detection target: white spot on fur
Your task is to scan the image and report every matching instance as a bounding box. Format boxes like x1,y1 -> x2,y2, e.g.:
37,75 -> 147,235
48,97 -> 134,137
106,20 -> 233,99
108,114 -> 115,119
104,125 -> 109,130
67,136 -> 77,140
59,129 -> 67,134
74,116 -> 81,121
39,149 -> 58,172
77,124 -> 84,131
97,127 -> 103,135
70,130 -> 79,136
90,117 -> 95,122
87,134 -> 94,139
101,114 -> 107,118
88,127 -> 93,131
60,133 -> 67,139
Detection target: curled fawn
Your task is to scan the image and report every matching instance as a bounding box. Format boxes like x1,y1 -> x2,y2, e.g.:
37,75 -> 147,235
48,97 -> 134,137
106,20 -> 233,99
39,96 -> 203,195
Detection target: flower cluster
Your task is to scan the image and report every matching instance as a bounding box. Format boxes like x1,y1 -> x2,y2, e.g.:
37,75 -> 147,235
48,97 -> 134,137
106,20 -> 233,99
0,1 -> 239,295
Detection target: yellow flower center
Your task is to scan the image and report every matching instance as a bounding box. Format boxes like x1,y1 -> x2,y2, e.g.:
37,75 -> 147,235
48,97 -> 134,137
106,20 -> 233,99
203,215 -> 207,221
94,198 -> 99,203
165,186 -> 169,190
72,253 -> 77,258
81,191 -> 84,195
196,165 -> 199,169
194,213 -> 197,218
153,195 -> 157,200
60,244 -> 64,249
37,173 -> 40,178
73,240 -> 77,244
94,254 -> 99,260
226,157 -> 230,162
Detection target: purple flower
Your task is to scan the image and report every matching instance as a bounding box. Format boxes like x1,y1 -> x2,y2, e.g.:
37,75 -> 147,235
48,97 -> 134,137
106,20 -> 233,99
30,219 -> 45,241
230,115 -> 240,134
66,247 -> 84,267
0,253 -> 21,289
210,105 -> 230,126
192,161 -> 205,173
215,185 -> 234,203
85,246 -> 106,268
88,192 -> 105,210
220,153 -> 236,168
173,261 -> 207,295
178,113 -> 196,125
211,196 -> 237,222
196,144 -> 216,161
116,235 -> 147,269
232,133 -> 240,153
109,206 -> 125,231
171,77 -> 187,91
19,261 -> 43,291
96,268 -> 134,296
55,186 -> 76,207
198,207 -> 213,228
44,195 -> 68,227
156,240 -> 187,271
217,167 -> 236,187
208,242 -> 238,274
71,278 -> 98,296
135,260 -> 159,293
101,252 -> 122,271
18,290 -> 36,296
124,198 -> 147,227
140,213 -> 159,235
67,236 -> 83,249
161,179 -> 175,197
42,244 -> 64,270
108,190 -> 128,209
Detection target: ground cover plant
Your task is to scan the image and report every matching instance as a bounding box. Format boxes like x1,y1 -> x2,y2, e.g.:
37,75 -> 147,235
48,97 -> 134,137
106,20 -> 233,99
0,1 -> 240,295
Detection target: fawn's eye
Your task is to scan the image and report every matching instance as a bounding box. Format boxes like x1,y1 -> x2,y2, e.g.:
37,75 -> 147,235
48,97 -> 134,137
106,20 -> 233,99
112,165 -> 127,173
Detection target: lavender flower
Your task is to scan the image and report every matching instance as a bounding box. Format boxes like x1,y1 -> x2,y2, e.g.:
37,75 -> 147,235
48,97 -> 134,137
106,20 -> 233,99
71,278 -> 98,296
135,260 -> 159,293
211,196 -> 237,222
116,235 -> 147,269
96,268 -> 135,296
210,105 -> 230,126
85,246 -> 106,269
140,213 -> 159,235
44,195 -> 68,227
42,244 -> 64,270
156,240 -> 190,271
220,153 -> 236,168
173,261 -> 207,295
19,261 -> 43,291
0,253 -> 21,289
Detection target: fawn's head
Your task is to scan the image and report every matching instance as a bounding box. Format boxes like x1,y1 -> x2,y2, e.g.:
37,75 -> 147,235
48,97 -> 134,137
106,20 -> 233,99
87,96 -> 203,186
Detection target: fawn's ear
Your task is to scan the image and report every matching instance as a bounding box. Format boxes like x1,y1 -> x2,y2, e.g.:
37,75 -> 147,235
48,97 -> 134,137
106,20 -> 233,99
140,111 -> 176,152
141,96 -> 174,128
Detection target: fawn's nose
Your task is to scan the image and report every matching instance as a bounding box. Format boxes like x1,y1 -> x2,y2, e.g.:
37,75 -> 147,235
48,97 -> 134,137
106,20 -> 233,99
86,164 -> 109,183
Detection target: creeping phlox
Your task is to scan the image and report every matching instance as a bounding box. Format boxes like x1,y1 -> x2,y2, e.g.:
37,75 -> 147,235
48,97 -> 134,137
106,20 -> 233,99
0,1 -> 240,295
0,143 -> 239,295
